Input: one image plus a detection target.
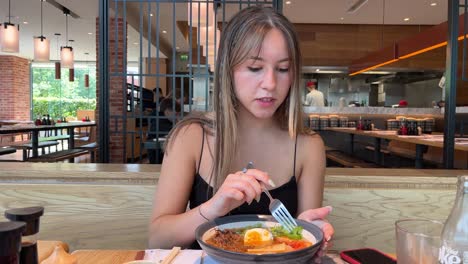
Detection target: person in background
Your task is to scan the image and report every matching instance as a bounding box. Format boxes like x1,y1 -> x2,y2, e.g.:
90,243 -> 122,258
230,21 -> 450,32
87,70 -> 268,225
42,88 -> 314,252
437,100 -> 445,108
398,99 -> 408,108
147,98 -> 181,163
304,81 -> 325,107
148,7 -> 333,263
153,87 -> 165,103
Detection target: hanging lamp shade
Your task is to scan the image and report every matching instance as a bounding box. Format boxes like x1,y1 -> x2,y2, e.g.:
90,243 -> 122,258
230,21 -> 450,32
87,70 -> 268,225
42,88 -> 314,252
69,67 -> 74,82
33,0 -> 50,61
54,33 -> 61,79
188,1 -> 214,28
84,74 -> 89,88
34,37 -> 50,61
60,46 -> 74,68
0,23 -> 19,53
55,61 -> 61,79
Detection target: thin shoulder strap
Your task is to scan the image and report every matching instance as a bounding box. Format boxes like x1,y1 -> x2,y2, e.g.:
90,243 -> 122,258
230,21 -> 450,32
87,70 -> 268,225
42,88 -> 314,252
293,134 -> 298,176
197,125 -> 205,174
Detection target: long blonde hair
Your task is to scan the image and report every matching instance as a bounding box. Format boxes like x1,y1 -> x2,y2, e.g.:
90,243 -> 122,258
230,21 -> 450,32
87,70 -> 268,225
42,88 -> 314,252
167,6 -> 304,192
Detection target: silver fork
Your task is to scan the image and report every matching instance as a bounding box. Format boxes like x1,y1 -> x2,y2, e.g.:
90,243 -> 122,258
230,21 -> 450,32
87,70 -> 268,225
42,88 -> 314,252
243,161 -> 298,232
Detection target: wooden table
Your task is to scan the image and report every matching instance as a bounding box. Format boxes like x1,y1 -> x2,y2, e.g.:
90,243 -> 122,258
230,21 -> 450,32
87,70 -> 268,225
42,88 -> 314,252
0,122 -> 96,157
37,240 -> 69,262
326,127 -> 468,168
71,249 -> 346,264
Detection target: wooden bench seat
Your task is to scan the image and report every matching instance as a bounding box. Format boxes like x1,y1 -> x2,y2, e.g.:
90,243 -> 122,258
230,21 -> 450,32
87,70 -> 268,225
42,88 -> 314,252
77,142 -> 98,162
326,150 -> 380,168
28,149 -> 89,163
11,141 -> 60,160
365,145 -> 391,154
0,147 -> 16,155
40,135 -> 69,143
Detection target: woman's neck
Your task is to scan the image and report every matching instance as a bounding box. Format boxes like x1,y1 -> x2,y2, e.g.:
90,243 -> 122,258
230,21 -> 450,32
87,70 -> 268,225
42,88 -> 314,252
237,107 -> 279,135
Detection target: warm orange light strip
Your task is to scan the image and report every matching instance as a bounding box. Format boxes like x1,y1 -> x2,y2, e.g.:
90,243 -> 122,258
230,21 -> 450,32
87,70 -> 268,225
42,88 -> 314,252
349,59 -> 399,76
399,42 -> 447,59
399,34 -> 468,59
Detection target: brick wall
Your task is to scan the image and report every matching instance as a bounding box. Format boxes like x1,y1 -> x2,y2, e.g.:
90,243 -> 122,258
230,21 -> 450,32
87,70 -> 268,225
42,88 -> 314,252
0,55 -> 31,121
96,18 -> 127,163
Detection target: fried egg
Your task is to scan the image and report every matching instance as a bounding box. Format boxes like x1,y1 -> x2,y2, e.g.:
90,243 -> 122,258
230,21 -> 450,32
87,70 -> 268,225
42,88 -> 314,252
243,228 -> 274,247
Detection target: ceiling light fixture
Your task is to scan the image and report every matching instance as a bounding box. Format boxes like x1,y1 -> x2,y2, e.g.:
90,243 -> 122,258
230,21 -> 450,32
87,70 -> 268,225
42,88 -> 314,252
23,21 -> 28,24
0,0 -> 20,52
430,2 -> 437,6
404,17 -> 410,21
340,17 -> 344,20
84,52 -> 90,88
68,40 -> 74,82
162,30 -> 167,34
60,10 -> 74,68
34,0 -> 50,62
54,33 -> 61,79
347,0 -> 369,14
87,32 -> 93,35
285,1 -> 292,4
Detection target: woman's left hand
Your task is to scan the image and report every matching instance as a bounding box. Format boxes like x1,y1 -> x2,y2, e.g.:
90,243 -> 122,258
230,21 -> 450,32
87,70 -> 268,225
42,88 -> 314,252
298,206 -> 334,264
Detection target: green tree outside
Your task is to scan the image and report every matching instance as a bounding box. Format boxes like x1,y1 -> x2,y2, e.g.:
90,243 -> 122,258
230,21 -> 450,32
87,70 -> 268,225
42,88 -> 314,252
32,66 -> 96,120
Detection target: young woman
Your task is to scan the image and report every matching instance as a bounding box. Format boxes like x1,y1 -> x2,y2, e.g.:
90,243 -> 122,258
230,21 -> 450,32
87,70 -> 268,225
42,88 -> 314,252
149,6 -> 334,261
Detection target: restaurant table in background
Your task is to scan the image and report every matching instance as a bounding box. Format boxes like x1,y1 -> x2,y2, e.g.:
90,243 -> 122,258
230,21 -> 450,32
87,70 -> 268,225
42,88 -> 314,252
0,121 -> 96,158
0,120 -> 34,126
326,127 -> 468,168
71,249 -> 347,264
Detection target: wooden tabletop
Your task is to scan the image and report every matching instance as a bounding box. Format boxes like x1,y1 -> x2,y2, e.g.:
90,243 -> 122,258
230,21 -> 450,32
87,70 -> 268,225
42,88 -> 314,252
37,240 -> 69,262
0,121 -> 96,134
71,250 -> 144,264
326,127 -> 468,151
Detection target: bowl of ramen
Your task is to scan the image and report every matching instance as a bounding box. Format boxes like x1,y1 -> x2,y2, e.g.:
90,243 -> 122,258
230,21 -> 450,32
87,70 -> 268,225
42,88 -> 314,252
195,214 -> 323,264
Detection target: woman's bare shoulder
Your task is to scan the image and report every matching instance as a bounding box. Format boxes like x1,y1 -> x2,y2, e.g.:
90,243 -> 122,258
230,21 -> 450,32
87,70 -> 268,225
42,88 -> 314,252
296,131 -> 325,163
298,130 -> 324,148
166,122 -> 205,153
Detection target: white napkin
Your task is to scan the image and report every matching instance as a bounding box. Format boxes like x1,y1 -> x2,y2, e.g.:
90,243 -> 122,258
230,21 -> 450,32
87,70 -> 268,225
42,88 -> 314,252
143,249 -> 219,264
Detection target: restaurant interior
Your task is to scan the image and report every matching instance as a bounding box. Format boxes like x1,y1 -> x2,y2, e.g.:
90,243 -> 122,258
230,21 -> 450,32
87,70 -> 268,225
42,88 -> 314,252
0,0 -> 467,263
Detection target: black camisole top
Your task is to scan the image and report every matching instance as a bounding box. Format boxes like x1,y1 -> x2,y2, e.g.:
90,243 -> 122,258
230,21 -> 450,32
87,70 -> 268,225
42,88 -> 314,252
187,128 -> 299,249
188,127 -> 299,218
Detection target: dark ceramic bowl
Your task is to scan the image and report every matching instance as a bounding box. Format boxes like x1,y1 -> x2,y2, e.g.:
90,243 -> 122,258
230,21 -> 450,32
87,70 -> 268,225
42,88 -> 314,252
195,214 -> 323,264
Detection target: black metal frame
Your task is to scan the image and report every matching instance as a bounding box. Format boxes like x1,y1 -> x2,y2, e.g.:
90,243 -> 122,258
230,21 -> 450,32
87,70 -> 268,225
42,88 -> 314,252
98,0 -> 281,163
444,0 -> 465,169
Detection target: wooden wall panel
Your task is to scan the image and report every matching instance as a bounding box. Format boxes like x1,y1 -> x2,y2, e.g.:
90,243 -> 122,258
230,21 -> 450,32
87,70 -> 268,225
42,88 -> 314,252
295,24 -> 431,66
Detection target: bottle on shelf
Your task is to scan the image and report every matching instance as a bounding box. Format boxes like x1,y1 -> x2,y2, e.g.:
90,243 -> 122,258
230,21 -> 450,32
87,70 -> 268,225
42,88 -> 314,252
439,176 -> 468,264
34,116 -> 41,126
41,115 -> 47,126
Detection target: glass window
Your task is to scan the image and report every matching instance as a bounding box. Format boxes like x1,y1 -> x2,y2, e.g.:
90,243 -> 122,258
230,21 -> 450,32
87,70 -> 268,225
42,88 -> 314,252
31,62 -> 96,121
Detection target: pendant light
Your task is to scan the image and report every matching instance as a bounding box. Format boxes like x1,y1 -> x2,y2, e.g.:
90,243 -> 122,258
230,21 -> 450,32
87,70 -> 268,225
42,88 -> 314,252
60,10 -> 74,68
69,67 -> 74,82
84,52 -> 90,88
33,0 -> 50,61
68,38 -> 75,82
0,0 -> 20,52
54,33 -> 61,79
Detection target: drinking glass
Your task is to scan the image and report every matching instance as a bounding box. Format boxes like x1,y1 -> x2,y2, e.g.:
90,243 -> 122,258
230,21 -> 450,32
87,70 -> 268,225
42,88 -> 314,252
395,219 -> 443,264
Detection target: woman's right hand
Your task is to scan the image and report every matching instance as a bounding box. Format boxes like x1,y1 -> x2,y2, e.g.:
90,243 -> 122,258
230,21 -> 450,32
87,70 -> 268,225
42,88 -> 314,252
200,169 -> 273,220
